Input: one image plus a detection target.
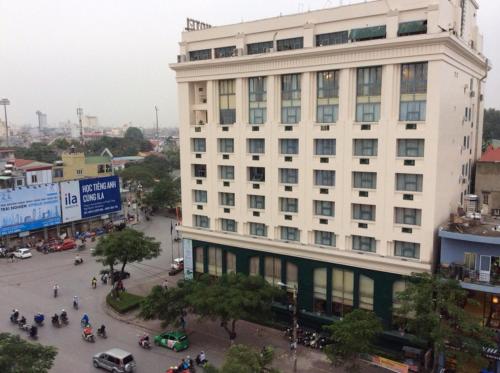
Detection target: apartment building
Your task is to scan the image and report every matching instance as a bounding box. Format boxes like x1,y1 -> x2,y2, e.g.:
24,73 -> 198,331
171,0 -> 488,326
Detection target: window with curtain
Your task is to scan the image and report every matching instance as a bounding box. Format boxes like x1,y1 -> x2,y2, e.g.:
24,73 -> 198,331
193,164 -> 207,178
249,195 -> 265,210
249,222 -> 267,237
249,77 -> 267,124
193,215 -> 210,228
464,252 -> 476,271
248,139 -> 265,154
314,170 -> 335,187
353,172 -> 377,189
195,247 -> 204,273
280,198 -> 298,213
317,70 -> 339,123
400,62 -> 427,121
313,268 -> 327,314
226,252 -> 236,274
192,138 -> 206,152
396,173 -> 423,192
208,247 -> 223,276
249,256 -> 260,276
280,226 -> 299,241
397,139 -> 425,157
220,218 -> 237,232
395,208 -> 422,226
247,41 -> 273,55
359,275 -> 374,311
353,139 -> 378,156
277,37 -> 303,51
193,190 -> 207,203
218,138 -> 234,153
332,269 -> 354,317
279,168 -> 298,184
189,49 -> 211,61
314,201 -> 335,217
248,167 -> 265,182
219,80 -> 236,124
356,66 -> 382,122
394,241 -> 420,259
281,74 -> 301,124
314,139 -> 336,156
352,204 -> 376,221
286,262 -> 298,289
214,46 -> 236,58
352,235 -> 376,253
219,166 -> 235,180
264,257 -> 282,286
314,230 -> 336,247
279,139 -> 299,155
219,192 -> 235,207
316,31 -> 349,46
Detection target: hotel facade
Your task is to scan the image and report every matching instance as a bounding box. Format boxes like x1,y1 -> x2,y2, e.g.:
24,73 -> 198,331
171,0 -> 488,326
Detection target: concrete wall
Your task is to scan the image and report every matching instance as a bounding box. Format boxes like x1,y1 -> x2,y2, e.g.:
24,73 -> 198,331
476,162 -> 500,211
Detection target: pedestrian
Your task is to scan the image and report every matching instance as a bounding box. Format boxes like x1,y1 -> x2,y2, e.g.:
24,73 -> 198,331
91,277 -> 97,289
101,273 -> 108,285
9,252 -> 14,262
229,331 -> 236,345
180,316 -> 186,331
162,279 -> 168,290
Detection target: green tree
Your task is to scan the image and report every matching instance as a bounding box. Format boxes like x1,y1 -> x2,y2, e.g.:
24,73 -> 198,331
395,273 -> 495,372
0,333 -> 57,373
124,127 -> 145,142
323,309 -> 383,372
92,228 -> 161,286
205,344 -> 280,373
144,175 -> 180,210
483,108 -> 500,145
14,143 -> 58,163
118,166 -> 156,188
164,147 -> 180,170
140,282 -> 191,327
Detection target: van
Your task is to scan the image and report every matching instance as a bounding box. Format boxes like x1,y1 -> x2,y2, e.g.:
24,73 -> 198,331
93,348 -> 136,372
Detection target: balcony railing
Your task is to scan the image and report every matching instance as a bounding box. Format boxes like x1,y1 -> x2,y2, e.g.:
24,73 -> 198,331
440,264 -> 500,287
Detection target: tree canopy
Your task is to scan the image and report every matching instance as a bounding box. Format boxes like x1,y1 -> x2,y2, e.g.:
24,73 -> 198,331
323,309 -> 382,372
395,273 -> 495,371
14,143 -> 59,163
204,344 -> 280,373
124,127 -> 145,142
143,175 -> 180,210
0,333 -> 57,373
483,108 -> 500,145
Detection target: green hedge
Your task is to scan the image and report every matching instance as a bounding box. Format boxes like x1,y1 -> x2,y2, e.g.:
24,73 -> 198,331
106,291 -> 144,314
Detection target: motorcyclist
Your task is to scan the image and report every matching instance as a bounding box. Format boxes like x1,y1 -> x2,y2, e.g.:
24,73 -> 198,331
52,313 -> 59,325
81,313 -> 89,326
34,313 -> 44,325
73,295 -> 79,309
196,351 -> 207,365
19,315 -> 26,326
75,254 -> 82,263
30,325 -> 38,338
139,333 -> 150,347
53,284 -> 59,297
83,324 -> 93,338
60,309 -> 68,322
97,324 -> 106,336
10,309 -> 19,322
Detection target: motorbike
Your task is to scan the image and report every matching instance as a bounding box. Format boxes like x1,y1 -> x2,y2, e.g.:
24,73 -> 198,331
73,300 -> 79,310
82,331 -> 95,343
196,354 -> 208,366
51,316 -> 61,328
97,328 -> 107,338
60,314 -> 69,326
10,314 -> 19,324
19,321 -> 30,332
29,326 -> 38,340
74,257 -> 83,265
138,338 -> 151,349
34,313 -> 44,326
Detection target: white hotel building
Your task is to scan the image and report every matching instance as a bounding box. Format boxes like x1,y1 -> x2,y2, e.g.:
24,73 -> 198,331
171,0 -> 488,326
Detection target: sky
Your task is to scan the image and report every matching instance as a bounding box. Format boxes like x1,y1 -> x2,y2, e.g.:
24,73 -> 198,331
1,0 -> 499,129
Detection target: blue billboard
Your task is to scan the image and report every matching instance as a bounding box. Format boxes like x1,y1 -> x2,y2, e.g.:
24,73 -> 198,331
0,183 -> 62,236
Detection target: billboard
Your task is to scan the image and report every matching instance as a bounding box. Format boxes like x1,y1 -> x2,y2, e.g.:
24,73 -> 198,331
183,239 -> 193,280
0,184 -> 62,236
60,176 -> 122,223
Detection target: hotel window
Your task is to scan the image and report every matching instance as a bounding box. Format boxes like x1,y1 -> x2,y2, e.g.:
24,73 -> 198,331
249,222 -> 267,237
483,192 -> 490,205
249,77 -> 267,124
353,139 -> 378,156
314,139 -> 336,156
280,198 -> 298,213
396,173 -> 423,192
214,46 -> 236,58
277,37 -> 303,51
247,41 -> 273,55
248,167 -> 265,182
219,166 -> 235,180
220,218 -> 237,232
353,172 -> 377,189
398,20 -> 427,37
350,25 -> 386,42
195,247 -> 204,273
189,49 -> 211,61
219,192 -> 235,207
356,66 -> 382,122
394,241 -> 420,259
193,190 -> 207,203
314,201 -> 335,217
249,256 -> 260,276
226,252 -> 236,274
193,164 -> 207,178
352,235 -> 376,253
314,170 -> 335,187
395,208 -> 421,226
313,268 -> 327,314
264,257 -> 281,286
193,214 -> 210,228
279,139 -> 299,155
332,269 -> 354,317
280,226 -> 299,241
249,195 -> 265,210
352,204 -> 376,221
400,63 -> 427,121
397,139 -> 424,157
281,74 -> 301,124
279,168 -> 298,184
314,230 -> 336,247
218,138 -> 234,153
464,252 -> 476,271
248,139 -> 265,154
219,80 -> 236,124
317,70 -> 339,123
208,247 -> 223,276
192,138 -> 206,152
316,31 -> 348,46
359,275 -> 374,311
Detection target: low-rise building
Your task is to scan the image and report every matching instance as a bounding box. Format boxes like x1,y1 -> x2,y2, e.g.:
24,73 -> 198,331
53,149 -> 112,182
476,145 -> 500,216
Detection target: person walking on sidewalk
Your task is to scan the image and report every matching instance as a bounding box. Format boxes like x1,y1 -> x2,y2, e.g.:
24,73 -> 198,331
180,316 -> 186,331
91,277 -> 97,289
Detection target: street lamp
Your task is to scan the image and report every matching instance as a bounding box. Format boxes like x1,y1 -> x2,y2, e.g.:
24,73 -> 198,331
0,99 -> 10,146
278,281 -> 298,372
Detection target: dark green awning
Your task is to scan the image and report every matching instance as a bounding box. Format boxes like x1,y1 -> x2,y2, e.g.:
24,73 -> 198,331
398,20 -> 427,36
349,25 -> 386,42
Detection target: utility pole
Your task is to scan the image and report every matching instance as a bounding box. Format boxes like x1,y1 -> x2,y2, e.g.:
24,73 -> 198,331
278,282 -> 299,372
0,99 -> 10,146
36,110 -> 43,133
76,107 -> 84,143
154,105 -> 159,139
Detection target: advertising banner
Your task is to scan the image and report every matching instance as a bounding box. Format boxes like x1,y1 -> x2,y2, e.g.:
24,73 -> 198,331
183,238 -> 193,280
60,176 -> 122,223
0,184 -> 62,236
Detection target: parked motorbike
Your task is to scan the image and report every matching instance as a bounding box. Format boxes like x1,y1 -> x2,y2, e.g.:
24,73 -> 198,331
19,321 -> 31,332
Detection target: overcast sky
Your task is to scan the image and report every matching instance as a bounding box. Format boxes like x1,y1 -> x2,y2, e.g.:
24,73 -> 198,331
1,0 -> 499,128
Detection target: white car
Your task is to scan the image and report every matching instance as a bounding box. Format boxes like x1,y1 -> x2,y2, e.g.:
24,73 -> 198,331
14,248 -> 32,259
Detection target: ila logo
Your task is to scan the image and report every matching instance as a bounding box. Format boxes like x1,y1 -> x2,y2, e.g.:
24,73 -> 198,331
64,193 -> 78,206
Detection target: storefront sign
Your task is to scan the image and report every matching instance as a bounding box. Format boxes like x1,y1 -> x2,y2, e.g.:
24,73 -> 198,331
371,355 -> 409,373
183,238 -> 193,280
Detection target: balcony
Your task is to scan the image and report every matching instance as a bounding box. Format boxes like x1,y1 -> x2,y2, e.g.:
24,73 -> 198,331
440,263 -> 500,293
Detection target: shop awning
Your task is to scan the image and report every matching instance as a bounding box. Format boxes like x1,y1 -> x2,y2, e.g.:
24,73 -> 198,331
350,25 -> 386,42
398,20 -> 427,36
